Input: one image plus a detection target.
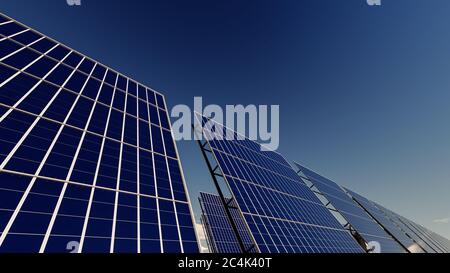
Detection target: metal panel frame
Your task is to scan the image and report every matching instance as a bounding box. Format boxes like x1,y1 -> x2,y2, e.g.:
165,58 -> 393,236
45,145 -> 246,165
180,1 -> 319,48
193,122 -> 258,253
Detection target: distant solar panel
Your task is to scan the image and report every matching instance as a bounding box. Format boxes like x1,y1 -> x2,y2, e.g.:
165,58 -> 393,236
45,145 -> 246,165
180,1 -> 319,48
344,188 -> 425,253
199,192 -> 255,253
373,203 -> 439,253
395,213 -> 448,253
412,221 -> 450,253
430,232 -> 450,253
428,232 -> 450,253
195,114 -> 363,253
294,163 -> 406,253
200,214 -> 216,253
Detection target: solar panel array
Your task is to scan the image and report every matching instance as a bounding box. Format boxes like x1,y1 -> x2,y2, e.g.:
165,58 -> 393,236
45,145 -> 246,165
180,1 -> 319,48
2,11 -> 448,255
374,203 -> 450,253
395,214 -> 448,253
372,203 -> 439,253
197,114 -> 364,253
0,12 -> 198,253
344,189 -> 425,253
426,231 -> 450,252
427,231 -> 450,253
199,192 -> 256,253
295,163 -> 406,253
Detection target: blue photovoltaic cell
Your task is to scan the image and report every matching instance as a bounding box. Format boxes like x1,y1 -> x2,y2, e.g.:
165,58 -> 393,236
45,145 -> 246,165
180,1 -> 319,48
196,114 -> 363,253
199,192 -> 256,253
344,189 -> 425,253
294,163 -> 406,253
0,12 -> 198,253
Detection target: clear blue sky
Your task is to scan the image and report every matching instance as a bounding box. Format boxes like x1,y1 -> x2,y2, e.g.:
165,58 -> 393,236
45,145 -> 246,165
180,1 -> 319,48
1,0 -> 449,240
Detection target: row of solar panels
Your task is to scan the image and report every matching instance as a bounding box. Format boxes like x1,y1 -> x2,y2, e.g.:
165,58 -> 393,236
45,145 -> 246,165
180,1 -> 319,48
1,11 -> 449,253
196,114 -> 450,253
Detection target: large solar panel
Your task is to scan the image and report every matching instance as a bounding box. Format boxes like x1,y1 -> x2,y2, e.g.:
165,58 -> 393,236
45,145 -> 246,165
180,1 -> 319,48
0,12 -> 198,253
344,189 -> 425,253
295,163 -> 406,253
196,114 -> 363,253
199,192 -> 255,253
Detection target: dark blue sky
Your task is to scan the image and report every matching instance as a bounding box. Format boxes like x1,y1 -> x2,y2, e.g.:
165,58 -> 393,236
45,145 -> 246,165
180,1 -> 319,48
1,0 -> 449,239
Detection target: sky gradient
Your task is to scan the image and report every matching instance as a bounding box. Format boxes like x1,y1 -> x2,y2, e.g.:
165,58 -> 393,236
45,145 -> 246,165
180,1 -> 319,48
1,0 -> 449,241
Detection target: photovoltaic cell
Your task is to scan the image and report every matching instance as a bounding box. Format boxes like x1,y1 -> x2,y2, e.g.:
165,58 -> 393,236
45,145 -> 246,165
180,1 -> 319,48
199,192 -> 256,253
196,114 -> 363,253
344,189 -> 425,253
294,163 -> 406,253
0,12 -> 198,253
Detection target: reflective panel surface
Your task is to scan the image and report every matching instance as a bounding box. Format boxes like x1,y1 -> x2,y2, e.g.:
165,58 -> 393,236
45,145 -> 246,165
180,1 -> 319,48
0,12 -> 198,253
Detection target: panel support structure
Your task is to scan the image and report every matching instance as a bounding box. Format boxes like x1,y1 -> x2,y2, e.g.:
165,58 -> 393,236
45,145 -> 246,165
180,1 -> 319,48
193,125 -> 257,254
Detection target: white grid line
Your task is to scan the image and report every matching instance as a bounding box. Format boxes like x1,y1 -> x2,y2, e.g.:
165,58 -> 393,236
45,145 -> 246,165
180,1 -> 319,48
78,72 -> 119,252
40,64 -> 106,252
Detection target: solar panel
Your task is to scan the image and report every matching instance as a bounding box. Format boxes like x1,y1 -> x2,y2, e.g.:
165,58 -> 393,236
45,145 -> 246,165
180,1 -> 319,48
348,190 -> 450,254
379,204 -> 450,253
195,114 -> 364,253
372,203 -> 440,253
199,192 -> 256,253
200,214 -> 216,253
412,222 -> 450,253
430,232 -> 450,253
0,12 -> 198,253
294,163 -> 406,253
344,188 -> 425,253
428,232 -> 450,253
394,213 -> 449,253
